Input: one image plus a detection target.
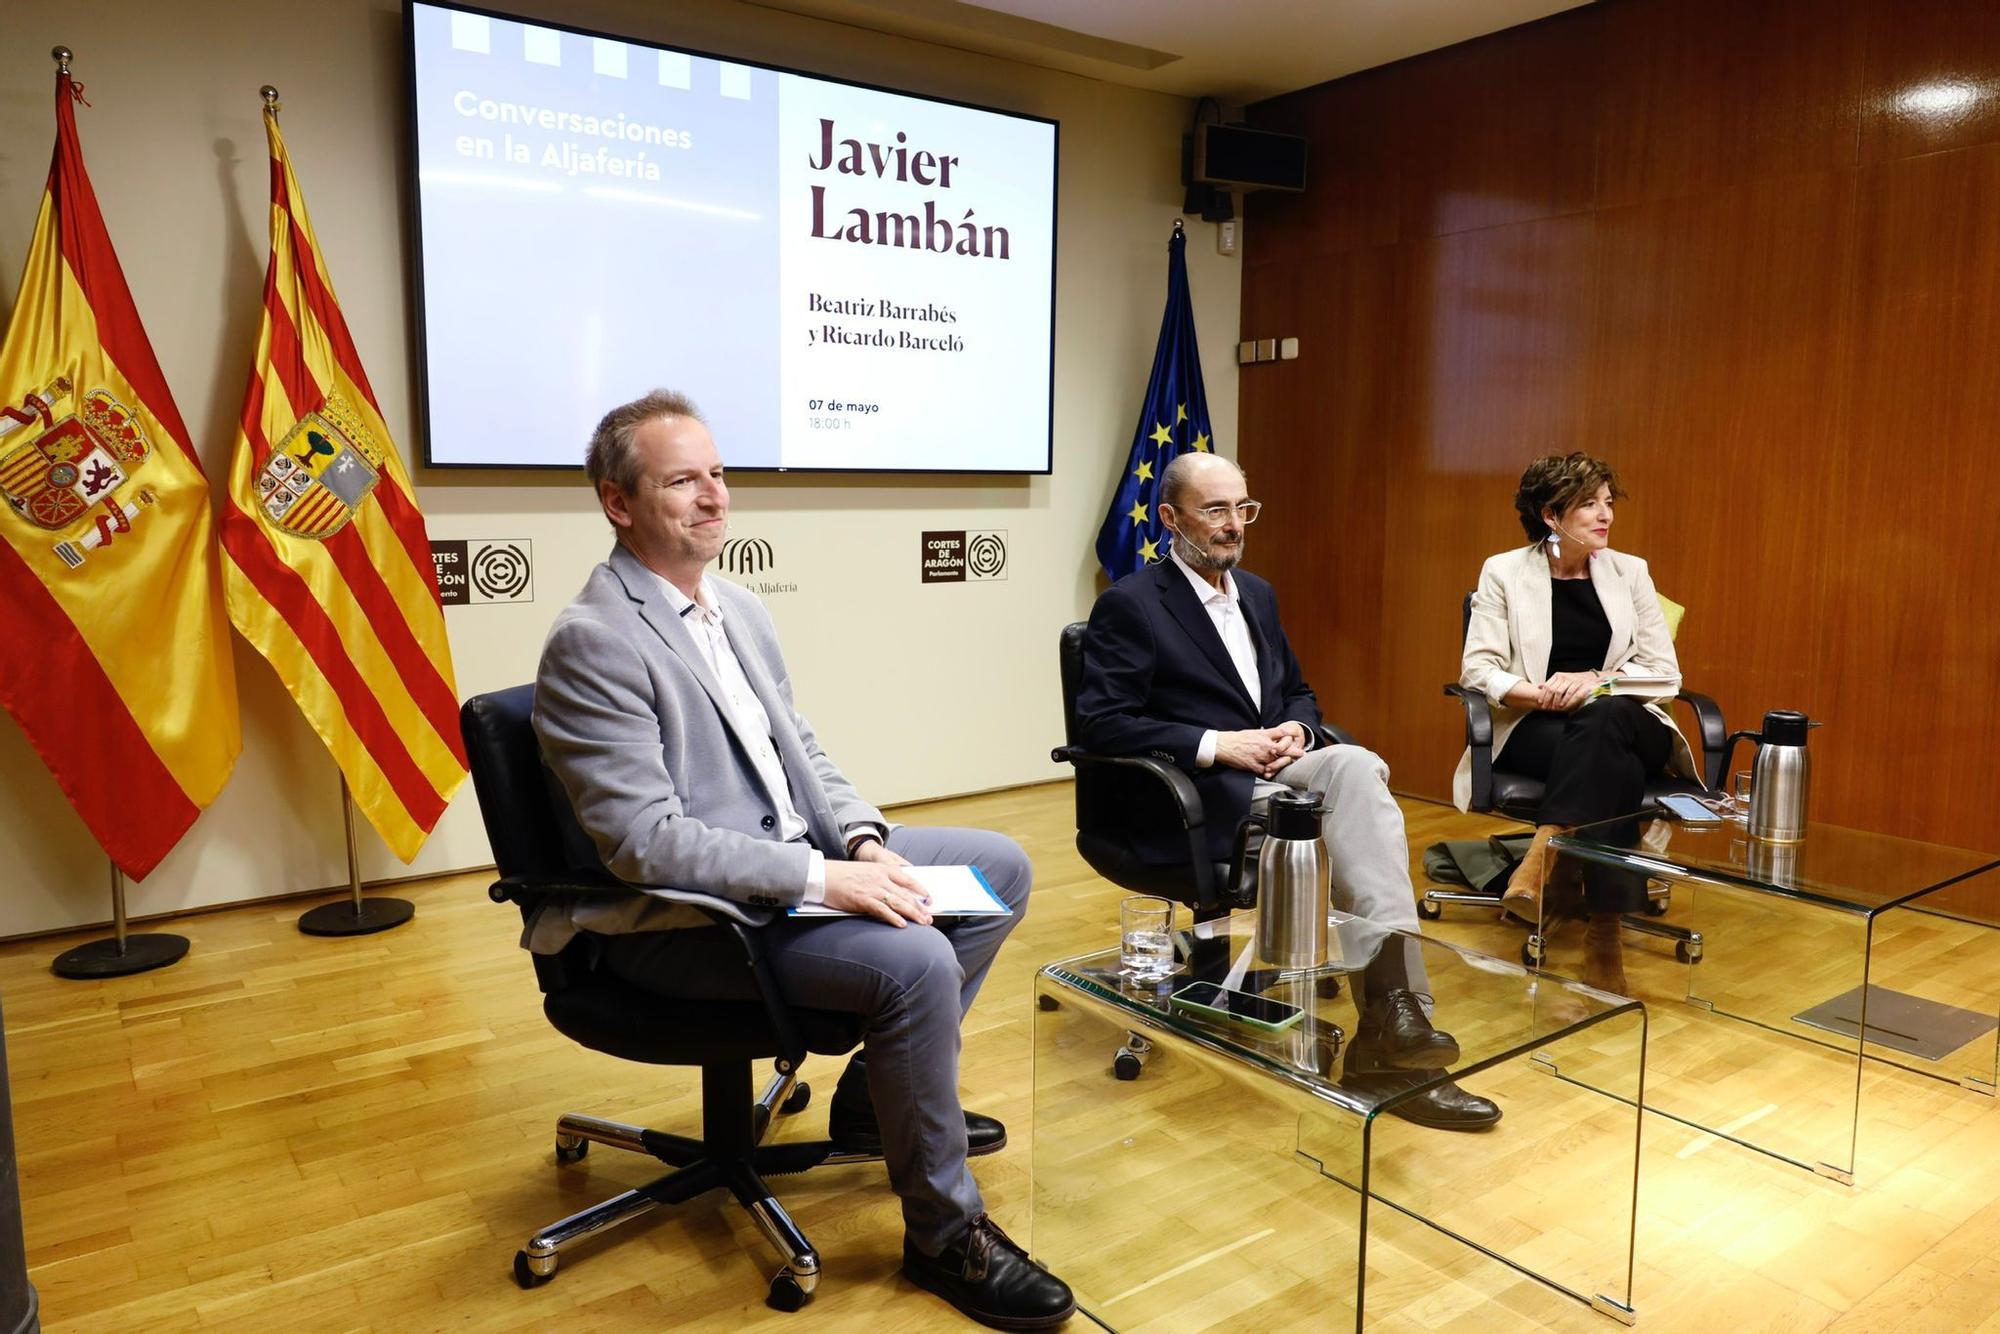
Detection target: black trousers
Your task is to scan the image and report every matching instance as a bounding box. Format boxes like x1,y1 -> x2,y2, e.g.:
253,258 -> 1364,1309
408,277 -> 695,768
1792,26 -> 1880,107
1497,696 -> 1674,914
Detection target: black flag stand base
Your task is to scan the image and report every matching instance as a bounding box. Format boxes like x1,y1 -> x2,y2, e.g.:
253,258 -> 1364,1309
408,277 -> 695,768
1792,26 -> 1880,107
298,778 -> 416,938
52,862 -> 190,979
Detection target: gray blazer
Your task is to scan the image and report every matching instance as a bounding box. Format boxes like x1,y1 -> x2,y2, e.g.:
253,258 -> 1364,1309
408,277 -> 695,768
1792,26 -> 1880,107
528,543 -> 884,951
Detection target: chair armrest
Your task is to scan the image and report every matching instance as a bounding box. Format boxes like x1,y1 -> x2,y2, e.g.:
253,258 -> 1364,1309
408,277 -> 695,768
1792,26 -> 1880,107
1444,684 -> 1495,811
488,867 -> 629,905
1052,745 -> 1216,906
492,871 -> 812,1065
721,918 -> 810,1070
1051,747 -> 1206,834
1316,722 -> 1358,748
1673,689 -> 1728,790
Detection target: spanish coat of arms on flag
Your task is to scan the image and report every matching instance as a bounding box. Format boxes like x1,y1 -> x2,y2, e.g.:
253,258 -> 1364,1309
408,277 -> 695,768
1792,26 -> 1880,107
0,68 -> 241,879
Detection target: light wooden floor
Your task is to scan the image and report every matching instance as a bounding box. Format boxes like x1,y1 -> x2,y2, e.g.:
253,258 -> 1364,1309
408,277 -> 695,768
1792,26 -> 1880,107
5,783 -> 2000,1331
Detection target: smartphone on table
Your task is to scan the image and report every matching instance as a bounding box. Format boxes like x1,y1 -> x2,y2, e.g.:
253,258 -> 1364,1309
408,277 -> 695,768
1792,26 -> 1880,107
1168,981 -> 1306,1033
1656,792 -> 1724,825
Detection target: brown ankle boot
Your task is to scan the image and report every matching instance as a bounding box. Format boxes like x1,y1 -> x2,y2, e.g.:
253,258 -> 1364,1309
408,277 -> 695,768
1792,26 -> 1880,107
1582,913 -> 1629,996
1501,825 -> 1564,925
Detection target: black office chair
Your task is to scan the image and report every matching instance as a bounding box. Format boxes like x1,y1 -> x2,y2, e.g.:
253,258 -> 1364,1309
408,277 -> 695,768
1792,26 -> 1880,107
460,686 -> 871,1312
1428,593 -> 1725,968
1050,621 -> 1356,1076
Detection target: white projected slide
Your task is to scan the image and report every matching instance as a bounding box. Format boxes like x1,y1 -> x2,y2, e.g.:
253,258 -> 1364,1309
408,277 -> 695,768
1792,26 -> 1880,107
407,2 -> 1058,472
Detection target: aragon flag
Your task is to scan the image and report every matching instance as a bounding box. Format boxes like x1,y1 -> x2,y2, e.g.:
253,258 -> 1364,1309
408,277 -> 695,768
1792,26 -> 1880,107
220,98 -> 466,861
0,68 -> 241,879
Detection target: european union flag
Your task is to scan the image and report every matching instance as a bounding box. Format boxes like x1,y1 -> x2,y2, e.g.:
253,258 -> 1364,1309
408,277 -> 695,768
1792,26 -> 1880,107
1094,221 -> 1213,583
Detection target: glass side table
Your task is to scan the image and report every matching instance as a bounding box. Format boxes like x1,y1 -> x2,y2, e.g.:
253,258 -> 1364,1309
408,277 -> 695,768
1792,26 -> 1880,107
1549,814 -> 2000,1183
1031,909 -> 1647,1330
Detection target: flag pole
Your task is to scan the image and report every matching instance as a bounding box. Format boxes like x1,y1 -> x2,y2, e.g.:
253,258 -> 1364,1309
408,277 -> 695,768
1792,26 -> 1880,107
298,775 -> 416,936
52,859 -> 190,979
267,76 -> 413,940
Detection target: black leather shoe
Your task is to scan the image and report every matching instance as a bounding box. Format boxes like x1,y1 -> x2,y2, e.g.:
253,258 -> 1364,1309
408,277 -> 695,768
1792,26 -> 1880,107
1353,990 -> 1460,1070
1341,1066 -> 1502,1132
905,1213 -> 1076,1330
829,1100 -> 1008,1158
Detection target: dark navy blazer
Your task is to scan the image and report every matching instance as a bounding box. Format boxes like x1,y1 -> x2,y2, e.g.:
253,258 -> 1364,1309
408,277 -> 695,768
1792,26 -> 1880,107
1076,557 -> 1321,864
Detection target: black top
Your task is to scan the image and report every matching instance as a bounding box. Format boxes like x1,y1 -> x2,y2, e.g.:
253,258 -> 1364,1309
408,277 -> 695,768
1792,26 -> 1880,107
1548,577 -> 1611,674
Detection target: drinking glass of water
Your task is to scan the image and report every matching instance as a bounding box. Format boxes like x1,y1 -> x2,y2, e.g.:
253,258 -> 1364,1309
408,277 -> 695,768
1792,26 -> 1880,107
1120,896 -> 1176,978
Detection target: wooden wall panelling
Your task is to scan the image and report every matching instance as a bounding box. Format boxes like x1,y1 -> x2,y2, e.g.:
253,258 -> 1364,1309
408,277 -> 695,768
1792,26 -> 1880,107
1244,67 -> 1405,267
1591,0 -> 1866,212
1394,9 -> 1605,239
1817,140 -> 2000,846
1856,0 -> 2000,165
1238,248 -> 1399,739
1374,212 -> 1606,796
1239,0 -> 2000,853
1581,168 -> 1858,774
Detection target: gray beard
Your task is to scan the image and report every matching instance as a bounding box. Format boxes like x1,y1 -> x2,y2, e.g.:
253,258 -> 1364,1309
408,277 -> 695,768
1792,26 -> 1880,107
1176,536 -> 1243,572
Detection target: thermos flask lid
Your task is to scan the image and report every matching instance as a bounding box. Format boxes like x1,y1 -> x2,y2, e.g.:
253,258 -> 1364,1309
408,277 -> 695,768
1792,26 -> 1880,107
1266,790 -> 1323,840
1761,710 -> 1813,745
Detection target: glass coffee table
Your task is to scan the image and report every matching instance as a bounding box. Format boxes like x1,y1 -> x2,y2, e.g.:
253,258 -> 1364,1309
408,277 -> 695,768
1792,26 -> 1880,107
1549,814 -> 2000,1183
1031,909 -> 1647,1330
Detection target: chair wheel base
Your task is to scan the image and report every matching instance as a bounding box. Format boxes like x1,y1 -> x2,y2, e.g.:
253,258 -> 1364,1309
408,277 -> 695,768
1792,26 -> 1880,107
514,1250 -> 555,1288
1113,1049 -> 1144,1081
780,1081 -> 812,1115
767,1270 -> 811,1312
1416,897 -> 1443,920
555,1133 -> 588,1164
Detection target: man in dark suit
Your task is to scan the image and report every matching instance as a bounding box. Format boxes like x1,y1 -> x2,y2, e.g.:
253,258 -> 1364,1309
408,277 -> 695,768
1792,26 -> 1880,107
535,390 -> 1074,1327
1078,452 -> 1499,1131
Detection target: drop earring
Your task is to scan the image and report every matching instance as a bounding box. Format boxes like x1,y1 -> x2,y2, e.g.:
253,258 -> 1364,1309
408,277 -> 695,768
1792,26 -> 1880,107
1546,530 -> 1561,560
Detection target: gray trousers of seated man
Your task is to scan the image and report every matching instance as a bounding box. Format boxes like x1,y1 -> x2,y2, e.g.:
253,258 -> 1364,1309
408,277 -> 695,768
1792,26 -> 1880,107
598,825 -> 1029,1257
1252,743 -> 1428,1000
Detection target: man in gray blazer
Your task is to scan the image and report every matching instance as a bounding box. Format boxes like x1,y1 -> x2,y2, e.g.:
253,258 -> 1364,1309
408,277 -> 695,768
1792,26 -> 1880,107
532,390 -> 1073,1329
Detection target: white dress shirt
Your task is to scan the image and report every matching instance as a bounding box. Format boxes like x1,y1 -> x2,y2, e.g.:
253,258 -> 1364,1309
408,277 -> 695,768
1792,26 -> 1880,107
653,571 -> 826,901
1169,547 -> 1310,768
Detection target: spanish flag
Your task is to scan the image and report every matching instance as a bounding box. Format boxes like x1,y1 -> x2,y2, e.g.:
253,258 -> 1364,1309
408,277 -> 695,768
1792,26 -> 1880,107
220,99 -> 466,861
0,69 -> 241,880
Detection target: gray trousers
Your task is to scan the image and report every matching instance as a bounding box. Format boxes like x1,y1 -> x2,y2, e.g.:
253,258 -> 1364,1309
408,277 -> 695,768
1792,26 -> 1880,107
598,825 -> 1029,1256
1256,743 -> 1428,998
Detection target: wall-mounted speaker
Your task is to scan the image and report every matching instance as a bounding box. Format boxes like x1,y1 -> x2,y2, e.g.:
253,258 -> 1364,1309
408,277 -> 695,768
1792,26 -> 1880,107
1193,123 -> 1308,193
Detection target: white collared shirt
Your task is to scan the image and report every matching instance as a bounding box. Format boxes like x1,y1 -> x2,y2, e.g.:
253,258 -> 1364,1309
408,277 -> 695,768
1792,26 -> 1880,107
652,571 -> 825,900
1169,547 -> 1310,768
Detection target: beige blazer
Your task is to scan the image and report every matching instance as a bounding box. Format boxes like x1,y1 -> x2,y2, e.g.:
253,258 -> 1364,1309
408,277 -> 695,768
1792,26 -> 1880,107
1452,544 -> 1696,811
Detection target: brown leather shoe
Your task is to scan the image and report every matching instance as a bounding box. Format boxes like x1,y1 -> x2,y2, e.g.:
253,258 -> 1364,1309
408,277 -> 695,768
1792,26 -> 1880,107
1500,825 -> 1564,924
1581,912 -> 1629,996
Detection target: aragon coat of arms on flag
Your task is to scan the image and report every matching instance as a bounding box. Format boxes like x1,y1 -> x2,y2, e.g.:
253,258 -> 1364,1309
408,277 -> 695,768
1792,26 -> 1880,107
256,395 -> 388,540
0,376 -> 160,569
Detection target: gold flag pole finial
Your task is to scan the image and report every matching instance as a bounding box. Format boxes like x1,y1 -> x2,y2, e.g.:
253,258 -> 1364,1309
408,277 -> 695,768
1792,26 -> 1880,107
260,84 -> 281,115
52,46 -> 72,75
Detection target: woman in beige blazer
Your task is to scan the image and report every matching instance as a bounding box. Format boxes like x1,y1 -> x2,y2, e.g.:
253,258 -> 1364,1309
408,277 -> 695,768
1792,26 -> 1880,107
1457,453 -> 1697,992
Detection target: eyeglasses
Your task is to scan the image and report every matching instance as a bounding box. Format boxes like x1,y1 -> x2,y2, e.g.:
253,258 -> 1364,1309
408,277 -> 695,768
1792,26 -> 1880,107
1187,500 -> 1263,524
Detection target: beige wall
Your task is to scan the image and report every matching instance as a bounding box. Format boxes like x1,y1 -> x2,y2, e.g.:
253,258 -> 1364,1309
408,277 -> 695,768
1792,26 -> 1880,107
0,0 -> 1240,939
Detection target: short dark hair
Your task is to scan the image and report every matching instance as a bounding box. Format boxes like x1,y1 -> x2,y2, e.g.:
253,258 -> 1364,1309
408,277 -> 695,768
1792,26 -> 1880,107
1514,452 -> 1624,541
585,389 -> 705,495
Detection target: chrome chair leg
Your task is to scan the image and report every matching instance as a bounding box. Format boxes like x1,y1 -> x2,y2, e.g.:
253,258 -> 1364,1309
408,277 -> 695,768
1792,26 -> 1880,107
515,1186 -> 662,1288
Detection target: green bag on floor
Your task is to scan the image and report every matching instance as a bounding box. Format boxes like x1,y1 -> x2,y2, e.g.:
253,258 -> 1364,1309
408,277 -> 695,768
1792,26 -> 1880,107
1422,833 -> 1534,897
